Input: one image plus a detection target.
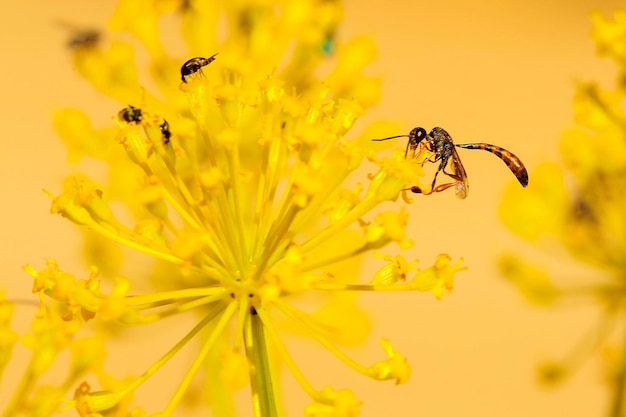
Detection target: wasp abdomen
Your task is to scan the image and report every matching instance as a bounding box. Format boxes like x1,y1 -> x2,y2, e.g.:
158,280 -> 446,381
455,142 -> 528,187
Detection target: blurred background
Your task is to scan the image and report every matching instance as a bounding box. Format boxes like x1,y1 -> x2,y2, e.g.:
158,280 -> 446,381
0,0 -> 623,416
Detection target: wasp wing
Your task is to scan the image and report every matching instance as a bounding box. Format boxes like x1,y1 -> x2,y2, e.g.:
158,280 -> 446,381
446,147 -> 469,199
455,142 -> 528,187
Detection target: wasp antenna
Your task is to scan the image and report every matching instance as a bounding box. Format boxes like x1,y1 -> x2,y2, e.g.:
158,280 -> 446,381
371,135 -> 409,142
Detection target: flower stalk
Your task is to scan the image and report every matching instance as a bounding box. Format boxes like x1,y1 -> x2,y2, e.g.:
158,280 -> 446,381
245,306 -> 279,417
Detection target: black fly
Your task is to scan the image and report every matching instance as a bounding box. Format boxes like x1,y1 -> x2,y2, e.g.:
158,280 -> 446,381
180,53 -> 218,83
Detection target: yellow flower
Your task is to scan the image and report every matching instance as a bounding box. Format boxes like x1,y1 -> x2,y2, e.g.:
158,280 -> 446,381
7,1 -> 465,416
0,293 -> 19,379
362,208 -> 414,250
410,254 -> 466,300
500,9 -> 626,410
497,255 -> 558,306
591,9 -> 626,62
369,338 -> 411,385
304,386 -> 362,417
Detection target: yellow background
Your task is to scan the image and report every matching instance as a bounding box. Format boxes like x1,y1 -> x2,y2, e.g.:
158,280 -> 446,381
0,0 -> 623,416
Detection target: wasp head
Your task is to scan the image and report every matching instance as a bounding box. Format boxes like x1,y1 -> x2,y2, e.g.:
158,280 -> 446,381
407,127 -> 427,150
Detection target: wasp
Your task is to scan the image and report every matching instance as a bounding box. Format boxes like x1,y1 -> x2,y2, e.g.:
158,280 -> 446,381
373,126 -> 528,199
180,53 -> 218,83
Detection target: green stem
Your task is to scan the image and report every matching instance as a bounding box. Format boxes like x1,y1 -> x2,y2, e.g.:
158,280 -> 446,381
245,306 -> 279,417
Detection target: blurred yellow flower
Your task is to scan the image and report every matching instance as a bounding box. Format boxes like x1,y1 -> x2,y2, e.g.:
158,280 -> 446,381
500,8 -> 626,412
3,1 -> 466,416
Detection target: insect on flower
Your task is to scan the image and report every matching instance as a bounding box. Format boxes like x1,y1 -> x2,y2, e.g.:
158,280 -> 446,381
373,126 -> 528,199
118,105 -> 143,123
118,105 -> 171,144
159,119 -> 171,145
180,53 -> 218,82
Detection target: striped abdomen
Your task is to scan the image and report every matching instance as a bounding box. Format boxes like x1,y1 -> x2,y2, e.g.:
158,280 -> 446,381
455,143 -> 528,187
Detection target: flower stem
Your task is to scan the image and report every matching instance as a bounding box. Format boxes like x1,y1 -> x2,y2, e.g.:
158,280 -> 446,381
120,305 -> 224,398
161,301 -> 237,415
254,305 -> 320,399
245,306 -> 279,417
300,194 -> 378,254
609,325 -> 626,417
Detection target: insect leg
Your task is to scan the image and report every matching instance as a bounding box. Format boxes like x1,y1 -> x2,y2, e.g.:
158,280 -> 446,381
442,166 -> 464,182
410,157 -> 447,195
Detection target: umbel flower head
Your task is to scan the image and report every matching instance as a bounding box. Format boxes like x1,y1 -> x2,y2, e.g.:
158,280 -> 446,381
4,1 -> 465,416
499,8 -> 626,412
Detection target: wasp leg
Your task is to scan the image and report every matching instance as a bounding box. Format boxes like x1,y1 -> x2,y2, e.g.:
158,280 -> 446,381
433,182 -> 457,193
442,166 -> 463,182
410,163 -> 445,194
410,181 -> 456,194
419,153 -> 440,167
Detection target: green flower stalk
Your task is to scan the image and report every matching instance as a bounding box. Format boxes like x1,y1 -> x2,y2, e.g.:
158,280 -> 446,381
1,0 -> 465,416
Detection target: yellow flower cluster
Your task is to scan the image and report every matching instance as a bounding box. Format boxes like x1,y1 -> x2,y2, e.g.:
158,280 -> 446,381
2,0 -> 466,416
499,8 -> 626,404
